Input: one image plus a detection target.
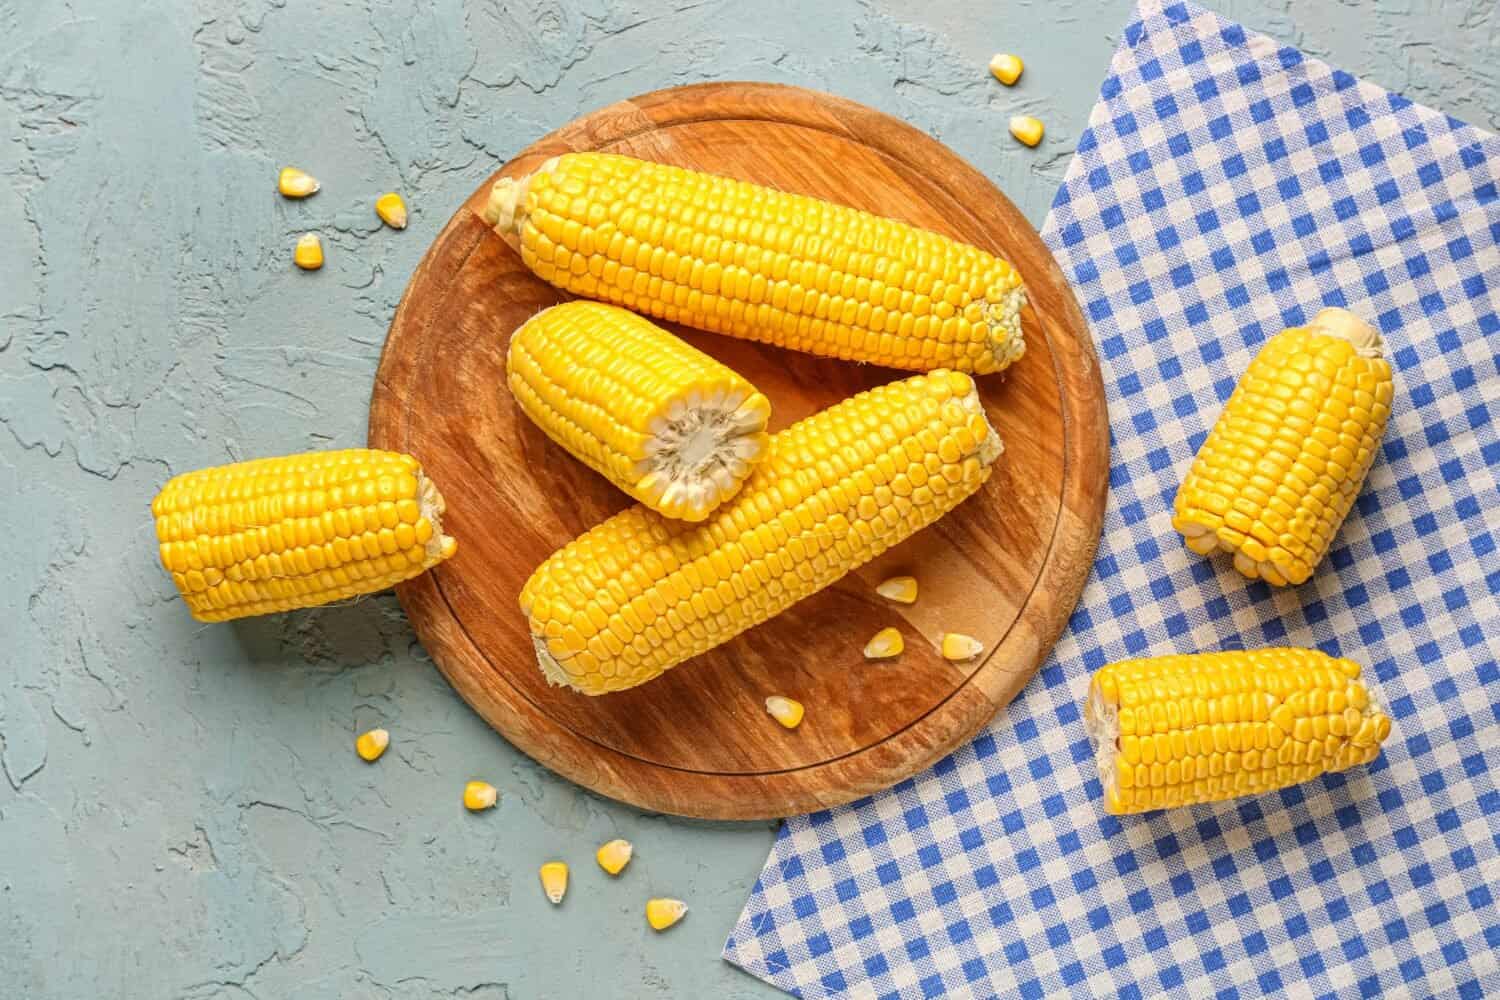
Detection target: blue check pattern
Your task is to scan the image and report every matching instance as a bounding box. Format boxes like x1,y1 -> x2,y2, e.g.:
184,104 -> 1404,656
724,2 -> 1500,997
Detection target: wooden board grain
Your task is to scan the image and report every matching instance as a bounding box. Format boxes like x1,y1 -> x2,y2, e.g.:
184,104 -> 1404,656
369,83 -> 1108,820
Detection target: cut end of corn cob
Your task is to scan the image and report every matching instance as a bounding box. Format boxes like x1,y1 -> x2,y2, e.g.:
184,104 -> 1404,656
875,575 -> 918,604
152,449 -> 457,622
596,838 -> 634,875
294,233 -> 324,270
988,53 -> 1024,85
1173,308 -> 1392,586
864,627 -> 904,659
1085,648 -> 1391,815
486,152 -> 1027,375
940,632 -> 983,661
539,861 -> 568,903
508,301 -> 771,521
1009,116 -> 1045,147
520,371 -> 1003,694
765,695 -> 805,729
278,167 -> 319,198
355,728 -> 389,762
646,898 -> 688,931
375,192 -> 408,229
463,780 -> 498,811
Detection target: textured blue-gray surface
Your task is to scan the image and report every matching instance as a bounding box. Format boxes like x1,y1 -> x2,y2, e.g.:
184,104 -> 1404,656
2,1 -> 1495,997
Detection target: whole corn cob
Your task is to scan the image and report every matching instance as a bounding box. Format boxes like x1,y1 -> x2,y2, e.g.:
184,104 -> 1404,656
483,153 -> 1027,375
1085,648 -> 1390,815
521,371 -> 1002,694
508,300 -> 771,521
1173,308 -> 1393,585
152,449 -> 456,622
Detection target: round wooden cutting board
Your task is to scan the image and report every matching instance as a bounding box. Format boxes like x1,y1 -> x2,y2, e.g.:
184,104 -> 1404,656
369,82 -> 1108,820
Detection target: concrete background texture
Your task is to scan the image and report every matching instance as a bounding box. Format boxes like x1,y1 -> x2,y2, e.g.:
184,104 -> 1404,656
2,0 -> 1495,996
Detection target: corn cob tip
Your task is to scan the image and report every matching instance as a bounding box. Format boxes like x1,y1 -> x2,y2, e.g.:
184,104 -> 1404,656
1084,649 -> 1391,815
1309,307 -> 1382,357
482,157 -> 558,232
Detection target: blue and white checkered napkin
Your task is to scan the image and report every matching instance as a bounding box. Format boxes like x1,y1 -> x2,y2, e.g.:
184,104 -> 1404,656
724,2 -> 1499,997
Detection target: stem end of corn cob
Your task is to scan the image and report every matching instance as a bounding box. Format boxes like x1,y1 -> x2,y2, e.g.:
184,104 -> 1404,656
482,157 -> 557,232
1309,306 -> 1383,358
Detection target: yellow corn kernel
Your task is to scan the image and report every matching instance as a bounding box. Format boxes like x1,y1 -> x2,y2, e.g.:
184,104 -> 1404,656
1009,116 -> 1044,147
539,861 -> 568,904
294,233 -> 324,270
646,898 -> 688,931
374,191 -> 408,230
509,301 -> 771,521
1085,648 -> 1390,815
150,449 -> 457,622
864,627 -> 904,659
876,575 -> 918,604
766,695 -> 805,730
278,166 -> 320,198
484,153 -> 1027,375
1174,309 -> 1392,585
941,632 -> 983,661
596,839 -> 633,876
989,53 -> 1024,85
520,372 -> 1003,694
464,780 -> 498,811
355,728 -> 389,762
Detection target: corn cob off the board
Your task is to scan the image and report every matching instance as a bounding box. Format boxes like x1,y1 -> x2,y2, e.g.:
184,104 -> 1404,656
521,370 -> 1002,695
508,300 -> 771,521
483,153 -> 1027,375
1085,648 -> 1391,815
1173,307 -> 1393,585
152,449 -> 457,622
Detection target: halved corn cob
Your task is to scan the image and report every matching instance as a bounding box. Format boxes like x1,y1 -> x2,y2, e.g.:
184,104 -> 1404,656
1085,648 -> 1390,815
1174,308 -> 1393,586
521,371 -> 1002,694
152,449 -> 456,622
508,301 -> 771,521
483,153 -> 1027,375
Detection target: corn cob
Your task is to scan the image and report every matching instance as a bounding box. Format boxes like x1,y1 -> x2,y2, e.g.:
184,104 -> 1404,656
1085,648 -> 1390,815
152,449 -> 456,622
483,153 -> 1027,375
508,301 -> 771,521
1174,308 -> 1393,586
521,371 -> 1002,694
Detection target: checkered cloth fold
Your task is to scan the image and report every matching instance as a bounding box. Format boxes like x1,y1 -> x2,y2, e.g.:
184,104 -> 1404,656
724,2 -> 1500,997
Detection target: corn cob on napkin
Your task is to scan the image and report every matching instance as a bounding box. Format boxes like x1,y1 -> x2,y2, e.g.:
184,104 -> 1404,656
725,3 -> 1499,997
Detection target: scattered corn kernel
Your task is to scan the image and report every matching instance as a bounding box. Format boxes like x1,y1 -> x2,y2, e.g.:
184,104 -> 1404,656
765,695 -> 805,730
539,861 -> 568,904
941,633 -> 984,661
864,627 -> 904,659
646,898 -> 688,931
278,166 -> 320,198
1009,115 -> 1044,147
294,232 -> 324,270
596,839 -> 634,875
463,780 -> 498,811
355,728 -> 389,762
989,53 -> 1024,85
375,191 -> 408,230
876,575 -> 918,604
